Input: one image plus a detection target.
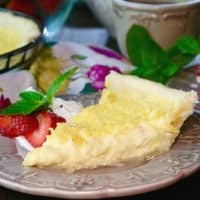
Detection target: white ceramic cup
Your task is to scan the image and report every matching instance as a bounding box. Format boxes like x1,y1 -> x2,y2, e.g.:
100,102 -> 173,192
113,0 -> 200,56
85,0 -> 116,36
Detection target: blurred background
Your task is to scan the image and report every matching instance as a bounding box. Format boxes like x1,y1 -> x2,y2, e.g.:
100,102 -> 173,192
0,0 -> 115,48
0,0 -> 67,21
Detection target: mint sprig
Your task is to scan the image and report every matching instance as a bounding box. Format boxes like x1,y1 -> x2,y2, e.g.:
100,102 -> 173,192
1,67 -> 77,115
46,67 -> 77,102
126,25 -> 200,83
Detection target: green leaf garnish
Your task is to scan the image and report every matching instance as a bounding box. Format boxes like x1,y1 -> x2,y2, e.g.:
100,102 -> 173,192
126,25 -> 200,83
46,67 -> 77,102
0,99 -> 46,115
1,67 -> 77,115
80,83 -> 97,94
20,91 -> 45,102
71,54 -> 87,60
167,36 -> 200,69
126,25 -> 170,69
168,36 -> 200,56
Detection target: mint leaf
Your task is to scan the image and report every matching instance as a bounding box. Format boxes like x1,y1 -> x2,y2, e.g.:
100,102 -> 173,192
169,54 -> 193,69
46,67 -> 78,102
126,24 -> 175,83
126,24 -> 170,69
1,68 -> 77,115
20,91 -> 45,102
130,63 -> 177,84
1,91 -> 48,115
0,100 -> 43,115
126,25 -> 200,84
167,36 -> 200,68
168,36 -> 200,56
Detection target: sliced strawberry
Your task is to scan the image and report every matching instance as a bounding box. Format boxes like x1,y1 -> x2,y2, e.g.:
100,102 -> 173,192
0,115 -> 38,138
25,111 -> 66,148
0,116 -> 10,135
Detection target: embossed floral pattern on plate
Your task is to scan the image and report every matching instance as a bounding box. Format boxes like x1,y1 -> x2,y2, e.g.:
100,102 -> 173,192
0,68 -> 200,199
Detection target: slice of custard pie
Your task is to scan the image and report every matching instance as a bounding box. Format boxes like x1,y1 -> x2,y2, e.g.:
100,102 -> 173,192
23,72 -> 197,171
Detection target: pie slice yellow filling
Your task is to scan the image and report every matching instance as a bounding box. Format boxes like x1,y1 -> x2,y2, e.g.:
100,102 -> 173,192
23,72 -> 197,171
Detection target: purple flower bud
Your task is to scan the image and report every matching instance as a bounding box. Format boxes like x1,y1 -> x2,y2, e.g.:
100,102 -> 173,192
0,94 -> 11,110
87,64 -> 121,91
89,46 -> 124,60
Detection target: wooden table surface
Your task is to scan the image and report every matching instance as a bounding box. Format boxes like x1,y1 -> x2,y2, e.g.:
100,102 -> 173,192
0,2 -> 200,200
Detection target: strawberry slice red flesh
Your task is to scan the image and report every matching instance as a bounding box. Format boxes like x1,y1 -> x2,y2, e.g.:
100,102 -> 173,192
0,115 -> 39,138
25,111 -> 66,148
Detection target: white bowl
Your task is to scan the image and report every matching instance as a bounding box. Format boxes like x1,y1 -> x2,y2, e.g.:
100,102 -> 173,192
113,0 -> 200,55
86,0 -> 200,56
85,0 -> 116,36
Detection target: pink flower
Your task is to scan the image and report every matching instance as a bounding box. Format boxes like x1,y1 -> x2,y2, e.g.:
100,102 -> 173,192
87,65 -> 121,91
89,46 -> 124,60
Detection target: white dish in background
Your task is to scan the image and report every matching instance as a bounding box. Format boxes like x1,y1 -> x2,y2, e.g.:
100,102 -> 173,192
0,70 -> 36,102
